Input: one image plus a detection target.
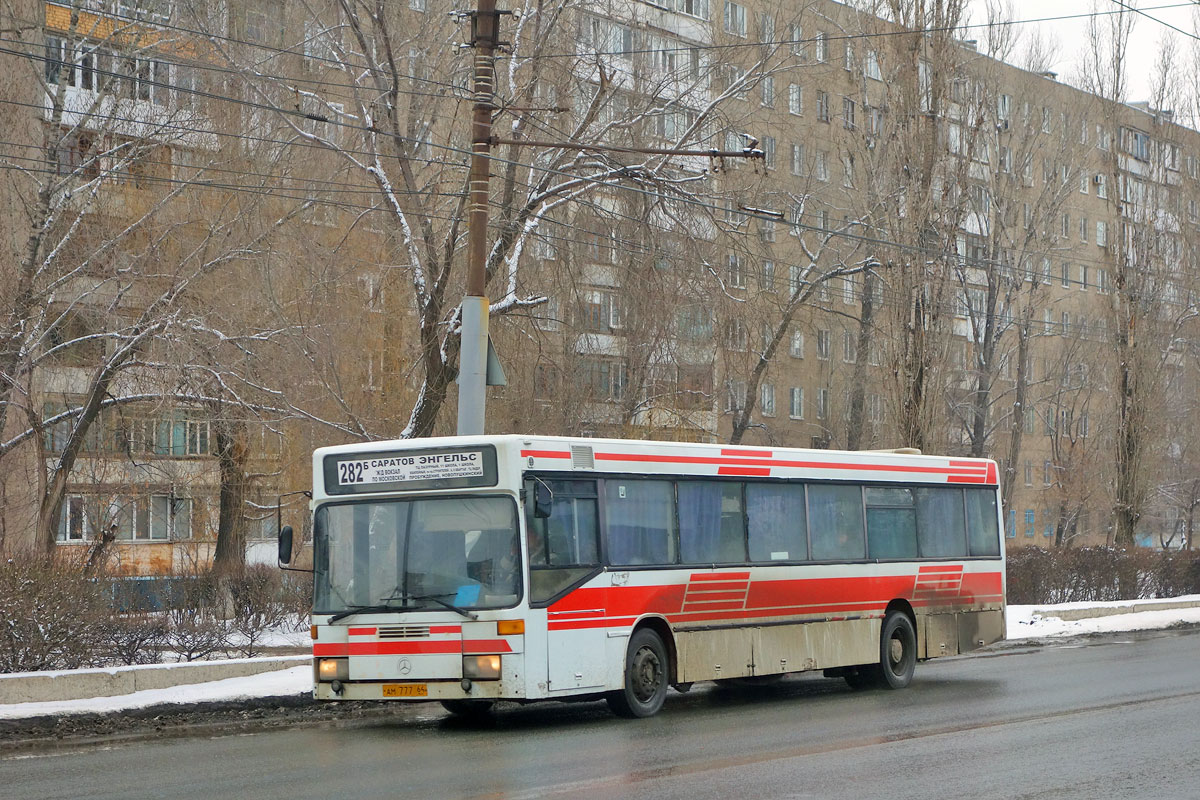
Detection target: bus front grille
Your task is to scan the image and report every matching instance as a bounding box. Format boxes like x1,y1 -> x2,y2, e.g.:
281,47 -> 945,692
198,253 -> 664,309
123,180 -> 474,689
378,625 -> 431,639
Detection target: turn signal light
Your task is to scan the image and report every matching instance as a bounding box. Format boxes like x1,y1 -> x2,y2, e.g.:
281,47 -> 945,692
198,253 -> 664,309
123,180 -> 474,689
310,625 -> 318,640
497,620 -> 524,636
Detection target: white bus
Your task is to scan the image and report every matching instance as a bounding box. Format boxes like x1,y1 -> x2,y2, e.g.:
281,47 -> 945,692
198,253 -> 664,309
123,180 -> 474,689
279,435 -> 1006,718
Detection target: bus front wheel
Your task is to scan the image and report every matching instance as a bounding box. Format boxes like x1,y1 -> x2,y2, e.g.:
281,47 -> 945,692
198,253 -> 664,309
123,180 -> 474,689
607,628 -> 669,718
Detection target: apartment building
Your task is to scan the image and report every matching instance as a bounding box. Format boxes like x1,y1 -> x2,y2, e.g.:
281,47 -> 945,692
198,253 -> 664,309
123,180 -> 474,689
6,0 -> 1196,568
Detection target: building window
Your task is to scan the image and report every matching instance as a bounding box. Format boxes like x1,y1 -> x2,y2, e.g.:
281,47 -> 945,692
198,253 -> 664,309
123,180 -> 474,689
725,379 -> 747,413
865,50 -> 881,80
723,1 -> 747,36
761,383 -> 776,416
1024,509 -> 1035,537
790,143 -> 805,175
1096,220 -> 1108,247
842,97 -> 856,129
816,329 -> 831,360
790,330 -> 804,358
759,260 -> 775,291
867,393 -> 882,423
789,387 -> 804,419
728,253 -> 746,287
758,12 -> 774,43
1024,460 -> 1033,485
816,387 -> 830,420
56,496 -> 92,542
788,84 -> 803,116
816,91 -> 830,122
842,330 -> 857,363
815,150 -> 828,181
814,32 -> 827,62
576,357 -> 627,402
789,264 -> 804,295
727,318 -> 748,350
760,76 -> 774,107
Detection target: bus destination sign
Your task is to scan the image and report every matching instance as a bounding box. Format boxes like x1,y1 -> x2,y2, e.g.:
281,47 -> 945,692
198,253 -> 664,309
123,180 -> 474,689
337,451 -> 484,486
323,445 -> 497,495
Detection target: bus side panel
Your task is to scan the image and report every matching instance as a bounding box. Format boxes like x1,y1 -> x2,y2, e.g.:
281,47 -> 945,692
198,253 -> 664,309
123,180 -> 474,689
921,609 -> 1004,659
756,619 -> 880,675
674,619 -> 882,683
958,608 -> 1005,653
675,628 -> 756,683
922,613 -> 960,658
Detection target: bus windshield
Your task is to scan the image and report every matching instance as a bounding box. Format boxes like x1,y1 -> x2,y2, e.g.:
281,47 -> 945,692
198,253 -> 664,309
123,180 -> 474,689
313,496 -> 520,615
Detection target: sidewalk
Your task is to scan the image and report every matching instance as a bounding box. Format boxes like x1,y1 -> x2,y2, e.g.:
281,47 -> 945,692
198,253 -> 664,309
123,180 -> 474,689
2,596 -> 1199,721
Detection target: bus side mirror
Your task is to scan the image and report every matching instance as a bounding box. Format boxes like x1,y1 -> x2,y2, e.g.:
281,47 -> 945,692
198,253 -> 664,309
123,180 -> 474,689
278,525 -> 294,565
533,483 -> 552,518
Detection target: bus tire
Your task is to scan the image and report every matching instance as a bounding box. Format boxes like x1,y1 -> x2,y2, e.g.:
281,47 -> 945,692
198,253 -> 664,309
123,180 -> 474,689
877,610 -> 917,689
606,628 -> 669,718
441,699 -> 495,717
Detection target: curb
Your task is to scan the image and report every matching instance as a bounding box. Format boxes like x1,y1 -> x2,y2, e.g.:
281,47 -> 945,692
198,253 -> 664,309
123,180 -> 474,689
0,655 -> 311,705
1032,599 -> 1200,622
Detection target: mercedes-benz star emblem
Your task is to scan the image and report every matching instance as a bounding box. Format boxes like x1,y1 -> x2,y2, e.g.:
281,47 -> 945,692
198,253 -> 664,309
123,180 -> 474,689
398,658 -> 412,675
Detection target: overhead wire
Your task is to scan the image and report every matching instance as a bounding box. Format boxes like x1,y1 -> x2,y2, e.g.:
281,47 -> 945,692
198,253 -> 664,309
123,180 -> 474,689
0,6 -> 1184,292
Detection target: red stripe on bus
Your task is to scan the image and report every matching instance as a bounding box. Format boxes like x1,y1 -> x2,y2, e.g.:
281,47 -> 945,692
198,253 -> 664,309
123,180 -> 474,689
348,627 -> 376,636
722,448 -> 773,457
690,572 -> 751,581
593,451 -> 987,479
918,564 -> 964,573
546,571 -> 1003,625
314,639 -> 513,657
947,475 -> 987,484
683,592 -> 749,602
718,466 -> 772,476
520,449 -> 571,459
430,625 -> 462,634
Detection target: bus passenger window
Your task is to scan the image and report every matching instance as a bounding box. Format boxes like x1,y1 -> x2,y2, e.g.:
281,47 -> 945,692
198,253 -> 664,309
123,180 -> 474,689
965,489 -> 1002,556
678,481 -> 745,564
746,483 -> 806,561
604,480 -> 676,565
914,487 -> 968,558
808,484 -> 866,560
865,487 -> 919,560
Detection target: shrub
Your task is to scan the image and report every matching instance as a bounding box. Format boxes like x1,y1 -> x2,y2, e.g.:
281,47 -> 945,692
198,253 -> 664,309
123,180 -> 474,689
1006,546 -> 1200,605
0,555 -> 110,672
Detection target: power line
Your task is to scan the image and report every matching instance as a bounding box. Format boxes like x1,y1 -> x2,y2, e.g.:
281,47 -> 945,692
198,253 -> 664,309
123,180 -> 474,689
518,3 -> 1197,60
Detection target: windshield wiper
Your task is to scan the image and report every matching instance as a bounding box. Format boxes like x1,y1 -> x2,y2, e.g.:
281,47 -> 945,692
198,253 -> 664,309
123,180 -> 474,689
385,592 -> 478,620
327,603 -> 406,623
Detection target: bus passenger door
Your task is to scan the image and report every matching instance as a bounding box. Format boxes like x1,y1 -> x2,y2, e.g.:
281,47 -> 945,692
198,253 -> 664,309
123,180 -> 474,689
526,479 -> 608,692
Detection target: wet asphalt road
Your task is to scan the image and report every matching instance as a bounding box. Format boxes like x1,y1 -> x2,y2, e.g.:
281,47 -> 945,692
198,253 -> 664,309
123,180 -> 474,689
5,627 -> 1200,800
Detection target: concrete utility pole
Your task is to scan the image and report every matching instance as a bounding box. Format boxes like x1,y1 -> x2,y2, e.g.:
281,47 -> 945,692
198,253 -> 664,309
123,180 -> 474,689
457,0 -> 504,436
455,0 -> 764,436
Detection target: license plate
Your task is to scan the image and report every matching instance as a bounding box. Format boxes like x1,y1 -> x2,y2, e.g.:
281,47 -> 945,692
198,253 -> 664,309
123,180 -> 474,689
382,683 -> 428,697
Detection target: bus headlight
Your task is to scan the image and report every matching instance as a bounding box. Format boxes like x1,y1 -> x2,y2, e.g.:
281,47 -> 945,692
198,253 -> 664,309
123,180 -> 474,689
318,658 -> 349,681
462,655 -> 502,680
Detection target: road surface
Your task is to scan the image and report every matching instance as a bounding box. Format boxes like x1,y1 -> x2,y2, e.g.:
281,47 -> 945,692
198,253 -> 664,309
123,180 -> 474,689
5,627 -> 1199,800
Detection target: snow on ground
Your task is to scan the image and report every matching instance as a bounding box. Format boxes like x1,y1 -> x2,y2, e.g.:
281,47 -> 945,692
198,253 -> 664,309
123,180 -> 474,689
2,597 -> 1199,721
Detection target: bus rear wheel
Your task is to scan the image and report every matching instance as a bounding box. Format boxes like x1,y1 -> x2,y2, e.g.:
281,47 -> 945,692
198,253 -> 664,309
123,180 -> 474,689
846,610 -> 917,690
607,628 -> 669,718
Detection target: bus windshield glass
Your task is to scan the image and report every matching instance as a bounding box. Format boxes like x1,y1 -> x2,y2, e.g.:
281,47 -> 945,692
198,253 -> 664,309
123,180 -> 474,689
313,496 -> 520,614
